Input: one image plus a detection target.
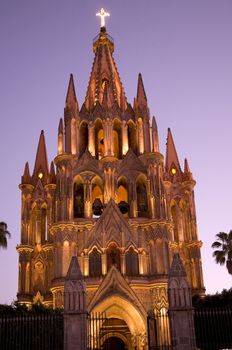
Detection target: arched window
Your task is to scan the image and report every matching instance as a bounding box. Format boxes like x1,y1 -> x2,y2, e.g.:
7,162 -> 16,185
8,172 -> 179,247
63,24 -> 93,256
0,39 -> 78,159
136,177 -> 148,217
92,177 -> 104,217
113,120 -> 122,159
127,121 -> 137,154
117,177 -> 129,216
79,122 -> 89,157
95,120 -> 104,160
89,248 -> 102,277
73,180 -> 84,218
107,244 -> 121,272
102,78 -> 109,91
125,247 -> 139,276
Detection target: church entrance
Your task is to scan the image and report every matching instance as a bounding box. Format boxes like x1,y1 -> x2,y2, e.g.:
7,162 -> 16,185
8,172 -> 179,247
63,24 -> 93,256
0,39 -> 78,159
103,336 -> 125,350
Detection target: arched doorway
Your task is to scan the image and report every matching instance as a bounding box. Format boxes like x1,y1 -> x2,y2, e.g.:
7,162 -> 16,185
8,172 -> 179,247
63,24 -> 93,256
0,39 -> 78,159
89,295 -> 147,350
103,336 -> 125,350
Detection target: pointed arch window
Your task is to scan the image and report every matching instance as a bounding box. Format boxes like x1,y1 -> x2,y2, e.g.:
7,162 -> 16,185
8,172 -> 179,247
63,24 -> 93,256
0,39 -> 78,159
113,120 -> 122,159
102,78 -> 109,91
117,177 -> 129,216
89,248 -> 102,277
136,178 -> 148,217
126,247 -> 139,276
95,120 -> 104,160
127,121 -> 137,154
107,244 -> 121,272
73,181 -> 84,218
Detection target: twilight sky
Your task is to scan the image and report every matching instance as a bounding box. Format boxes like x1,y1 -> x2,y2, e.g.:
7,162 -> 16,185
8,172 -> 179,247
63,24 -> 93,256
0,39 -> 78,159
0,0 -> 232,304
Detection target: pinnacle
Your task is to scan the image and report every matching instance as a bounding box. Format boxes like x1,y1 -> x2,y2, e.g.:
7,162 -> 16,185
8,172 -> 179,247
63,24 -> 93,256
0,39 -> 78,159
58,118 -> 63,134
65,74 -> 79,110
166,128 -> 181,173
33,130 -> 49,179
49,161 -> 56,184
136,73 -> 147,107
184,158 -> 191,173
169,253 -> 187,278
66,256 -> 83,281
22,162 -> 31,183
152,116 -> 158,129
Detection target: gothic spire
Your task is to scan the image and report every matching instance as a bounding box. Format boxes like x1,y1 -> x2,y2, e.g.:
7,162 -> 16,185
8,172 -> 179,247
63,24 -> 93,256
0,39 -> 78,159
184,158 -> 191,173
33,130 -> 49,179
58,118 -> 63,134
84,27 -> 127,111
65,74 -> 79,111
58,118 -> 64,155
165,128 -> 181,174
22,162 -> 31,183
136,73 -> 147,107
49,161 -> 56,184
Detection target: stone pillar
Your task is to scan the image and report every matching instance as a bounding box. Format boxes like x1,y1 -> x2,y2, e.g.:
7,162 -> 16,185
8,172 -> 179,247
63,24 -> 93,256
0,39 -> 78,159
122,120 -> 129,155
88,122 -> 95,156
64,256 -> 87,350
137,118 -> 144,154
168,254 -> 196,350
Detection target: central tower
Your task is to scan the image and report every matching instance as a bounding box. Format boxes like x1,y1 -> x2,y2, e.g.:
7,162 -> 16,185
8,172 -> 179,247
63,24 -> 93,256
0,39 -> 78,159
17,12 -> 204,348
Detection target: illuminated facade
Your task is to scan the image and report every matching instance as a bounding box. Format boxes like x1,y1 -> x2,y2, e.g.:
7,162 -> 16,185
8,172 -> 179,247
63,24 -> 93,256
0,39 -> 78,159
17,23 -> 204,347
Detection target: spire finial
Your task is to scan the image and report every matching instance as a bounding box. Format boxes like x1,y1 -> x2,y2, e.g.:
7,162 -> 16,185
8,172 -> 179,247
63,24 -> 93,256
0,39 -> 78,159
96,8 -> 110,28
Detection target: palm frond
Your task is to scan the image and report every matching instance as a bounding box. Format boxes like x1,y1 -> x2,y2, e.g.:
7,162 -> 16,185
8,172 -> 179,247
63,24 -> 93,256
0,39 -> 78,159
212,241 -> 222,248
213,250 -> 226,265
216,232 -> 228,242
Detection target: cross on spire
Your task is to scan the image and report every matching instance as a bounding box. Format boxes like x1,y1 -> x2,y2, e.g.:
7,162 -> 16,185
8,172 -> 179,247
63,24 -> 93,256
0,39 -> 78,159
96,8 -> 110,28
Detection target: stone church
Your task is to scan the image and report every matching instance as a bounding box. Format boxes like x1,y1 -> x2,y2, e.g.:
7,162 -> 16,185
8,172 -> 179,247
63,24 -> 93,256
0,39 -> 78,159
17,14 -> 204,347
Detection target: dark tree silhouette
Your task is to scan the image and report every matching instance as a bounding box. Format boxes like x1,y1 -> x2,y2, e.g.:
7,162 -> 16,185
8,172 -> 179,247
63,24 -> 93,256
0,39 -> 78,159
0,222 -> 11,249
212,231 -> 232,274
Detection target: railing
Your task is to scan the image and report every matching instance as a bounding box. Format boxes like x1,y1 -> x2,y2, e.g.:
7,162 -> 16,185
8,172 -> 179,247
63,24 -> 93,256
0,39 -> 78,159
87,312 -> 109,350
194,307 -> 232,350
0,314 -> 63,350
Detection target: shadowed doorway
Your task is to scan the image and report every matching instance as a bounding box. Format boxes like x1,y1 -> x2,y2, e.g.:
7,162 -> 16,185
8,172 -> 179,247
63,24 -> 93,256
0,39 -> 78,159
103,336 -> 125,350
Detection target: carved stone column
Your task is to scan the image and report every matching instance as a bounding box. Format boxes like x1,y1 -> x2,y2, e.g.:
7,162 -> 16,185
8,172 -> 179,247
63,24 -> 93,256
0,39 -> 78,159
88,122 -> 95,156
122,120 -> 129,155
137,118 -> 144,154
121,253 -> 126,274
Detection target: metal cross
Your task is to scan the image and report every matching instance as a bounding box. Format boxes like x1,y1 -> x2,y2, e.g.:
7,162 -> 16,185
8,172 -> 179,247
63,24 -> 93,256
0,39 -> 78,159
96,8 -> 110,28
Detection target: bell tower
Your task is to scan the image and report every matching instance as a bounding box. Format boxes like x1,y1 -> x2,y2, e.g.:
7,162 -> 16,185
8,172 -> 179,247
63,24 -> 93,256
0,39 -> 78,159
17,9 -> 204,347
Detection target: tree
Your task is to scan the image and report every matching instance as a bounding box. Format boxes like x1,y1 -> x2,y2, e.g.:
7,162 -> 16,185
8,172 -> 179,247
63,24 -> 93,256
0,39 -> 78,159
212,231 -> 232,274
0,222 -> 11,249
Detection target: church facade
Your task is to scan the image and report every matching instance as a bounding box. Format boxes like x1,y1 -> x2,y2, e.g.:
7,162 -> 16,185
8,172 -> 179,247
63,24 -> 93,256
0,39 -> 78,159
17,21 -> 204,346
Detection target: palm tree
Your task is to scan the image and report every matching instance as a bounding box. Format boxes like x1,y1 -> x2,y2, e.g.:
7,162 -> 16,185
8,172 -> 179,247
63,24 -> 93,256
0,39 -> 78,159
0,222 -> 11,249
212,231 -> 232,275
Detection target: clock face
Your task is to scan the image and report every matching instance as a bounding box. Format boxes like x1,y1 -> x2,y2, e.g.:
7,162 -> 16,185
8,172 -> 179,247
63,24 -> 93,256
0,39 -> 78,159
38,172 -> 43,179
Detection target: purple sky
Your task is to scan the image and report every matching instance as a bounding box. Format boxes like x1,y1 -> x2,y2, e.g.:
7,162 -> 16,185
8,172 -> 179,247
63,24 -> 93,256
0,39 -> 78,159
0,0 -> 232,304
